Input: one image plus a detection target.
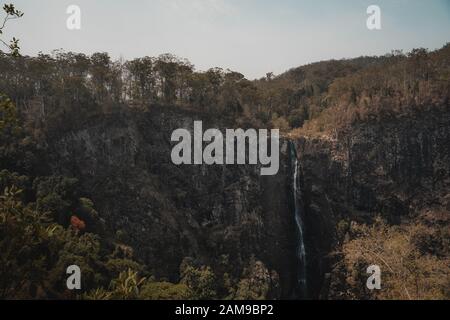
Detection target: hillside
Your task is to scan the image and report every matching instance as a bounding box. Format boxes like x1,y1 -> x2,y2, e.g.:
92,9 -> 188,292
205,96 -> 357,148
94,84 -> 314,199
0,44 -> 449,299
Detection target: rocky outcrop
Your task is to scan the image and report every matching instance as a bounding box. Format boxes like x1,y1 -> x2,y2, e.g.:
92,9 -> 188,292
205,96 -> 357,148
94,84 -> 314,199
295,106 -> 450,298
44,101 -> 450,299
46,105 -> 298,298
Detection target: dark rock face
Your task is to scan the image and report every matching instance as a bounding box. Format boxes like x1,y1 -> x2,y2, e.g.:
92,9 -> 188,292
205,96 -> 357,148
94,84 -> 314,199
44,102 -> 449,299
295,107 -> 450,298
46,106 -> 298,298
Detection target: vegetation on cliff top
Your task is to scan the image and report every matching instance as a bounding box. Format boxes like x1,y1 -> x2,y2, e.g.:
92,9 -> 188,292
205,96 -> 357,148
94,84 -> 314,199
0,43 -> 448,140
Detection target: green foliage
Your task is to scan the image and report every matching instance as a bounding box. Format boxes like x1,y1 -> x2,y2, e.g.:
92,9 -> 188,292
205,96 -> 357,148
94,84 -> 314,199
0,183 -> 148,299
0,4 -> 23,57
81,287 -> 112,300
105,244 -> 144,278
0,95 -> 37,173
52,232 -> 103,290
0,169 -> 29,195
76,197 -> 104,232
233,259 -> 278,300
108,269 -> 146,299
34,175 -> 79,224
0,185 -> 52,298
180,264 -> 217,300
83,271 -> 193,300
0,95 -> 19,132
83,269 -> 145,300
140,281 -> 192,300
105,257 -> 143,278
0,94 -> 149,299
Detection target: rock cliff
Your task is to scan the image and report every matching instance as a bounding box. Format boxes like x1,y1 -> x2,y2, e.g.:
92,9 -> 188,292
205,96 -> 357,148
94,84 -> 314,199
45,103 -> 450,299
46,105 -> 298,298
295,106 -> 450,298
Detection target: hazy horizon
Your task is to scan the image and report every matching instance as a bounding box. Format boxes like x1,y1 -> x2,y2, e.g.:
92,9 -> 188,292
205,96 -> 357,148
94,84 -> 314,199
3,0 -> 450,79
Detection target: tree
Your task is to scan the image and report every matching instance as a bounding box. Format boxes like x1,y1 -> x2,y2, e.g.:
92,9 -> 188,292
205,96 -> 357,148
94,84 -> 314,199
233,258 -> 279,300
89,52 -> 113,103
125,57 -> 157,105
0,4 -> 23,57
0,186 -> 51,298
329,217 -> 449,300
0,95 -> 37,173
140,281 -> 192,300
180,264 -> 217,300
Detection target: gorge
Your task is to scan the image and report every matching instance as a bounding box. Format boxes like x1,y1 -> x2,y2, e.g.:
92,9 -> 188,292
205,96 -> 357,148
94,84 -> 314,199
1,45 -> 448,299
41,102 -> 449,299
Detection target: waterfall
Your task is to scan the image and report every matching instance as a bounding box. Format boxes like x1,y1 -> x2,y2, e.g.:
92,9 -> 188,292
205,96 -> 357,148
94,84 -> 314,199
290,142 -> 307,298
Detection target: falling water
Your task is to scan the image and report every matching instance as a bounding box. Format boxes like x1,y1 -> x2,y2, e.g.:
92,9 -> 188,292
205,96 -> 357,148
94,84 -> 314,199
290,142 -> 307,298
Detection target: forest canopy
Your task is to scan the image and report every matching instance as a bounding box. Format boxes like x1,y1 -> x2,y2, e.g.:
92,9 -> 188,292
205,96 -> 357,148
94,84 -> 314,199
0,43 -> 448,140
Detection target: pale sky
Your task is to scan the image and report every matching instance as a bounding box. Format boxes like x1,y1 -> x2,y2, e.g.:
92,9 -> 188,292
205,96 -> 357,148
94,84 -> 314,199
3,0 -> 450,79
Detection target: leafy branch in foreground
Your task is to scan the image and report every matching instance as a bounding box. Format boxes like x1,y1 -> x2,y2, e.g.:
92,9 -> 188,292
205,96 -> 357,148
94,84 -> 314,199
0,3 -> 23,57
